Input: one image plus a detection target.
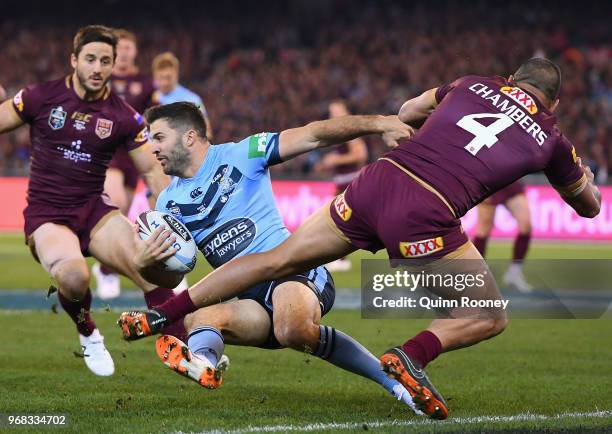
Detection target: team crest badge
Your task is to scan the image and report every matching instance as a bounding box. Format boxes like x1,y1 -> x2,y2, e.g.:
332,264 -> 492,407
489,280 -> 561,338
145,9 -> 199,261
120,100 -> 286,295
48,106 -> 67,130
334,193 -> 352,222
95,118 -> 114,139
399,237 -> 444,258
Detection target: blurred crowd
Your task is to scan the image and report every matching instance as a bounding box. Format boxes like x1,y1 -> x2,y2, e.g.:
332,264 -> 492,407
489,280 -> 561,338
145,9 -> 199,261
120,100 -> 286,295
0,0 -> 610,180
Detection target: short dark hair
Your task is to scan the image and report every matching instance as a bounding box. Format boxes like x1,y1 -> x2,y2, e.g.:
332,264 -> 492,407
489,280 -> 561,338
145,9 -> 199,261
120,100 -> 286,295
145,102 -> 207,138
73,25 -> 118,60
513,58 -> 562,102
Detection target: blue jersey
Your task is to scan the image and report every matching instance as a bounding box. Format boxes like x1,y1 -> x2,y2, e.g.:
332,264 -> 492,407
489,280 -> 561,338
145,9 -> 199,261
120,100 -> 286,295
158,84 -> 208,117
157,132 -> 289,268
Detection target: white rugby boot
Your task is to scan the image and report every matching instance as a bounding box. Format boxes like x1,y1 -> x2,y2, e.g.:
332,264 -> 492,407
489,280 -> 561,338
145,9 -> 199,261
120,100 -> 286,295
79,329 -> 115,376
392,383 -> 426,416
503,263 -> 533,293
92,262 -> 121,300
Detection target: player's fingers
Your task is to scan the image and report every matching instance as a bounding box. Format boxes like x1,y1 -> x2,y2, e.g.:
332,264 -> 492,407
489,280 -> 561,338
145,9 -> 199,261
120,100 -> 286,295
156,236 -> 177,255
157,247 -> 178,260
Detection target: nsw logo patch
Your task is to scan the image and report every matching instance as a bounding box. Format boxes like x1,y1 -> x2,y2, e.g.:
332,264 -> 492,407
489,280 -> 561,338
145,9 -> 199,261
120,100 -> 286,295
48,106 -> 67,130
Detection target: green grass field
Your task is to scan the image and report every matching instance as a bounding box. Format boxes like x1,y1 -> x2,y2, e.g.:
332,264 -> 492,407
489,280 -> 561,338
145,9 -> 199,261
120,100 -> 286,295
1,312 -> 611,433
1,232 -> 612,432
1,231 -> 612,291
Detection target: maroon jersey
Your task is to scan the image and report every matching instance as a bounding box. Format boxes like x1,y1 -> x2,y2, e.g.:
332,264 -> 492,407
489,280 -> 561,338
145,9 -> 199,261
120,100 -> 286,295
386,75 -> 586,217
12,75 -> 149,207
110,72 -> 156,114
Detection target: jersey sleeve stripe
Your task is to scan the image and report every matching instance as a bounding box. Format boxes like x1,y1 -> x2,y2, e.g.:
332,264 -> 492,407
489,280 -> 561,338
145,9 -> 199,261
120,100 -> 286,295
553,173 -> 588,198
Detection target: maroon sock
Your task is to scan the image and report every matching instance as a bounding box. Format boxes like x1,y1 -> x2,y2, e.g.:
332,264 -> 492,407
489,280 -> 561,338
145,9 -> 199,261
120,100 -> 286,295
402,330 -> 442,368
144,287 -> 175,309
156,290 -> 197,323
512,233 -> 531,263
144,287 -> 187,340
473,236 -> 488,256
99,265 -> 115,275
58,289 -> 96,337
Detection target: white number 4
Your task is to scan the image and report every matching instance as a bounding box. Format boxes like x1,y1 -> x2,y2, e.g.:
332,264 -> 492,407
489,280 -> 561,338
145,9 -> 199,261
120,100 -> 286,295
457,113 -> 513,156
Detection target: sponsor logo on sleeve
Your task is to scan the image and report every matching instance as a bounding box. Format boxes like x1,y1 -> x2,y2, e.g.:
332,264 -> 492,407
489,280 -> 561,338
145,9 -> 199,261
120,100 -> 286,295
199,218 -> 256,268
135,127 -> 148,143
13,89 -> 24,112
95,118 -> 114,139
500,86 -> 538,114
399,237 -> 444,258
248,133 -> 268,159
333,193 -> 352,221
48,106 -> 67,130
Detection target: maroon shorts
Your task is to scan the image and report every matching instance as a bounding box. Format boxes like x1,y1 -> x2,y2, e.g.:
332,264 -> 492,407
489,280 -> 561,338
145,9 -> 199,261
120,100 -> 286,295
108,148 -> 139,190
483,181 -> 525,206
329,158 -> 468,260
24,194 -> 119,256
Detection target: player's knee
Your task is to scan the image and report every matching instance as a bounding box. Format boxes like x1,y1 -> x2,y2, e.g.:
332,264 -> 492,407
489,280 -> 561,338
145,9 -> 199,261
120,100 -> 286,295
518,220 -> 532,235
475,224 -> 492,238
480,316 -> 508,339
52,259 -> 90,298
274,319 -> 319,350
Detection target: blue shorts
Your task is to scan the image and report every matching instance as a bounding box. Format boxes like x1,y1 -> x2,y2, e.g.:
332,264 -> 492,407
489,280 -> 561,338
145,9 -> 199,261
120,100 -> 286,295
237,265 -> 335,349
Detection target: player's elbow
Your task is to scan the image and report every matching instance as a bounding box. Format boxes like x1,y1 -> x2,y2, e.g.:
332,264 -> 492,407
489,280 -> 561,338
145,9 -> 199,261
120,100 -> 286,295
577,205 -> 600,219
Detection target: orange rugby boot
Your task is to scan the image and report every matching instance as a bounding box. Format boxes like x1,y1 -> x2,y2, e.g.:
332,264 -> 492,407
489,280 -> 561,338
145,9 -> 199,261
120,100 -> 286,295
155,335 -> 229,389
380,347 -> 449,420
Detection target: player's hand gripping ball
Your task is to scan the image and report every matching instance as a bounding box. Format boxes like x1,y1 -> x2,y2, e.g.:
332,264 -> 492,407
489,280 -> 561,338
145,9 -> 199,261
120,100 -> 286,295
136,211 -> 197,273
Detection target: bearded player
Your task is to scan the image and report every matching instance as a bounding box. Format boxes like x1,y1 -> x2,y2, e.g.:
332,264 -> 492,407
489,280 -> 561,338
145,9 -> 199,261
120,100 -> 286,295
119,59 -> 600,418
125,102 -> 424,412
92,29 -> 159,299
0,25 -> 176,376
473,181 -> 533,291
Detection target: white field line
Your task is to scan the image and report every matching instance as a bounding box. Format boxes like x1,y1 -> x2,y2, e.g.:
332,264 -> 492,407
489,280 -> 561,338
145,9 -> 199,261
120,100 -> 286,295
186,410 -> 612,434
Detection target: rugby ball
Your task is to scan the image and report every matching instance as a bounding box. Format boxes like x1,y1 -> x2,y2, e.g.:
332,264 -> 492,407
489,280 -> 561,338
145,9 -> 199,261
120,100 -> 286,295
136,210 -> 197,273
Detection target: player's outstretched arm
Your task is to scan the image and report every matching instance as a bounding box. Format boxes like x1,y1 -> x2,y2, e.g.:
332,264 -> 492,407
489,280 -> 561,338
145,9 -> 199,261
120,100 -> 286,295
0,99 -> 25,134
398,88 -> 438,128
278,115 -> 413,162
0,85 -> 6,102
560,158 -> 601,218
129,143 -> 171,200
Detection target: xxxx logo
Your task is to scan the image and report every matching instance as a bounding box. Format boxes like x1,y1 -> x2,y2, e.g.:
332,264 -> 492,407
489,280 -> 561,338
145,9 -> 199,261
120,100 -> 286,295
334,193 -> 352,222
501,86 -> 538,114
399,237 -> 444,258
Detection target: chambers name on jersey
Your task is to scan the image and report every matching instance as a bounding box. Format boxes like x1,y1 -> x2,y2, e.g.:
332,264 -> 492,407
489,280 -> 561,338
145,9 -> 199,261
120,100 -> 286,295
156,133 -> 288,268
386,75 -> 586,217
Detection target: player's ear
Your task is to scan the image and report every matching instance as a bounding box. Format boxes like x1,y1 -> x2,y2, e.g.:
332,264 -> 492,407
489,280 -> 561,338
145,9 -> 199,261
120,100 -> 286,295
184,129 -> 196,147
70,53 -> 77,69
